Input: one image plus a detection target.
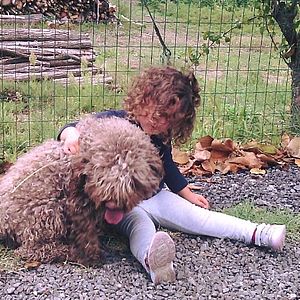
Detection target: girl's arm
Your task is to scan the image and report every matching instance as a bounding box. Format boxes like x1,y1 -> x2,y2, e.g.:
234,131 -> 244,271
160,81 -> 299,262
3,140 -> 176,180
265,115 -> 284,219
58,110 -> 127,154
178,185 -> 210,209
160,142 -> 210,209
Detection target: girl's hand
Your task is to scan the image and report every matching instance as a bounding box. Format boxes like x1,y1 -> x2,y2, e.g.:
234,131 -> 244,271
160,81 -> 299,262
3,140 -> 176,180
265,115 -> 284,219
189,193 -> 210,209
178,186 -> 210,209
60,127 -> 80,154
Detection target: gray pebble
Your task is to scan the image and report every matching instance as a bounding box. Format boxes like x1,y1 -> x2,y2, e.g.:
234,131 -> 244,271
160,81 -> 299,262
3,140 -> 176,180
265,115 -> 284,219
1,166 -> 299,299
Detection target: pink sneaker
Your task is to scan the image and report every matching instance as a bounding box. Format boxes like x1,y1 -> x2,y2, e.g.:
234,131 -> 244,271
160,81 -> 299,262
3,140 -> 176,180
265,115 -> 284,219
254,224 -> 286,251
147,231 -> 176,284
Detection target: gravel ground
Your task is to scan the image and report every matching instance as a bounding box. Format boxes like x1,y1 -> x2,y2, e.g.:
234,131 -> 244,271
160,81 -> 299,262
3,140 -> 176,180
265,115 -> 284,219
1,165 -> 299,300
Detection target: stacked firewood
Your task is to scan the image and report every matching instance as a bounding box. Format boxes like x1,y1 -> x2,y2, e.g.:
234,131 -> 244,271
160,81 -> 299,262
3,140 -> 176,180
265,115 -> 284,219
0,28 -> 112,84
0,0 -> 118,23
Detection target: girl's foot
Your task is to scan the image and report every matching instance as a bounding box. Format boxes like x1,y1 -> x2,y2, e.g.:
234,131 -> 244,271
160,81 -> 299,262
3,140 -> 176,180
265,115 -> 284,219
253,224 -> 286,251
147,231 -> 176,284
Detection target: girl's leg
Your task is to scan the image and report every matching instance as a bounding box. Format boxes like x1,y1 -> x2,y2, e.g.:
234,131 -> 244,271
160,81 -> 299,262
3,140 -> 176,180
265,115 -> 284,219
115,190 -> 285,284
139,190 -> 259,244
115,205 -> 176,284
115,206 -> 157,269
141,190 -> 286,250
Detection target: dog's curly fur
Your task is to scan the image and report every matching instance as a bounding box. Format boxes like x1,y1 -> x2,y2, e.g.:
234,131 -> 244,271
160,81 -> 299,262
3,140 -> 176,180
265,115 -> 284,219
0,116 -> 163,265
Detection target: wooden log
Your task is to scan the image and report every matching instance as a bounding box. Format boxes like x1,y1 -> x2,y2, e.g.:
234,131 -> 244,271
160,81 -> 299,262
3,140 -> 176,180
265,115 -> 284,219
51,75 -> 113,85
0,47 -> 34,59
0,29 -> 91,42
0,19 -> 110,85
34,54 -> 95,63
48,59 -> 82,67
1,67 -> 103,81
3,64 -> 44,73
0,14 -> 44,24
0,47 -> 95,64
0,58 -> 99,72
0,62 -> 42,71
0,57 -> 28,64
0,40 -> 92,49
1,45 -> 95,57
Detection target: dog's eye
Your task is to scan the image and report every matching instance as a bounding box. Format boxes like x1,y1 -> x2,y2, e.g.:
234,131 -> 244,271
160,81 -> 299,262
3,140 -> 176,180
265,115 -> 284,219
81,158 -> 89,163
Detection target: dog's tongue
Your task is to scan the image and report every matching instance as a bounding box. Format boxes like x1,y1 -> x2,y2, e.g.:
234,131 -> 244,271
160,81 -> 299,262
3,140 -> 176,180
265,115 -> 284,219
104,208 -> 124,224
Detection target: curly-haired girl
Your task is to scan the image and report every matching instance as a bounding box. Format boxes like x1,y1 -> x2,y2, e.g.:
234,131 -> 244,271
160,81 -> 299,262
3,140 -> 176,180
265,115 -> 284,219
59,66 -> 286,285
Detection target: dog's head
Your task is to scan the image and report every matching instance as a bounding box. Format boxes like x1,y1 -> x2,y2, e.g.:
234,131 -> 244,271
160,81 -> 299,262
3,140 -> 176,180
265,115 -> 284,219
72,116 -> 164,224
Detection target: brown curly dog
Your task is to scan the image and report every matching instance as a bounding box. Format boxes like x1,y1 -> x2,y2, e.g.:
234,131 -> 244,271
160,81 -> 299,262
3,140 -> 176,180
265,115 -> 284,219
0,116 -> 163,265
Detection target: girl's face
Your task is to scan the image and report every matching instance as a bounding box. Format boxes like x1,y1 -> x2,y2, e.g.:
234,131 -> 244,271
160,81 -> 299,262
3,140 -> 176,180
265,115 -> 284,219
135,102 -> 181,135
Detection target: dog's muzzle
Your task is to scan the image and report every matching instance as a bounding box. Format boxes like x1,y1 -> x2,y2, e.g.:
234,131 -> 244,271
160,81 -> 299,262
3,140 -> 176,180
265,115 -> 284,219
104,201 -> 125,225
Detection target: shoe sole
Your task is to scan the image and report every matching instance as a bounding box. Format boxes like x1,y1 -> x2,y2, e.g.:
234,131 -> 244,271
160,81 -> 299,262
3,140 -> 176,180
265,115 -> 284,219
148,231 -> 176,284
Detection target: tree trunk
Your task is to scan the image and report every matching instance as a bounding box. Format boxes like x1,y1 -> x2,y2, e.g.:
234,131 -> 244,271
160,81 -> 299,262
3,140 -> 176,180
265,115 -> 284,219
271,1 -> 300,133
291,34 -> 300,133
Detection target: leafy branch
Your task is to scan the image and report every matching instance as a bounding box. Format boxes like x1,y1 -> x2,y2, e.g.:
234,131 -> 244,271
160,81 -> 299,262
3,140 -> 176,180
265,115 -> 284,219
188,1 -> 300,68
188,20 -> 242,67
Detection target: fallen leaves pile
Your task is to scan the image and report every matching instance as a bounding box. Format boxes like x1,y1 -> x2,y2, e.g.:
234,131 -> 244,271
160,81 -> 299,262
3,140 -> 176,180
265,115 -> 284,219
0,135 -> 300,179
173,134 -> 300,177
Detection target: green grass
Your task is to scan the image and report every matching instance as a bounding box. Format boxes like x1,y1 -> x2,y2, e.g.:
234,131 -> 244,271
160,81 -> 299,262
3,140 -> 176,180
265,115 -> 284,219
223,201 -> 300,241
0,1 -> 296,271
0,77 -> 121,161
0,245 -> 21,272
0,1 -> 293,161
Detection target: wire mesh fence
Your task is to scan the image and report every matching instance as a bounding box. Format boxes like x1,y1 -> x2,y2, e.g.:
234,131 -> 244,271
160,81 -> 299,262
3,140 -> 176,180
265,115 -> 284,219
0,0 -> 292,162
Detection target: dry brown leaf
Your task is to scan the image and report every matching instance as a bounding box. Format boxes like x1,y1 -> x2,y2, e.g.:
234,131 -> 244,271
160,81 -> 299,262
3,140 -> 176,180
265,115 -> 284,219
227,156 -> 248,167
172,148 -> 190,165
272,151 -> 285,160
241,141 -> 278,155
195,135 -> 214,150
242,151 -> 265,168
24,261 -> 41,270
241,141 -> 258,151
215,162 -> 243,174
250,168 -> 266,175
194,149 -> 211,162
211,138 -> 235,152
256,154 -> 278,166
224,138 -> 235,149
287,137 -> 300,158
179,134 -> 300,176
210,150 -> 230,162
190,165 -> 212,176
282,157 -> 295,163
227,151 -> 264,169
201,160 -> 216,173
222,163 -> 238,174
178,160 -> 195,175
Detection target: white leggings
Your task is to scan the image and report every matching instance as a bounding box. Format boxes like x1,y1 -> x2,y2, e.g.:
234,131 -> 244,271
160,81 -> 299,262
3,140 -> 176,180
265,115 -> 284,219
115,190 -> 257,271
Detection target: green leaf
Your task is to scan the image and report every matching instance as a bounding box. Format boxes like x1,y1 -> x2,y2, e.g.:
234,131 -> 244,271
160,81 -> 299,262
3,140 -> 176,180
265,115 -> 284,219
224,36 -> 231,43
294,19 -> 300,30
235,20 -> 242,29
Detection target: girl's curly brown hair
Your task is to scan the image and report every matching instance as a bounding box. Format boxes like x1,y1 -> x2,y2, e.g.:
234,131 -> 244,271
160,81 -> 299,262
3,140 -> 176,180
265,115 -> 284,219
123,66 -> 201,145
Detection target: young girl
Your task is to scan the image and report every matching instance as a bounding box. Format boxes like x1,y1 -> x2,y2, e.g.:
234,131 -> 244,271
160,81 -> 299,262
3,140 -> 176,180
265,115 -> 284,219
59,66 -> 286,285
